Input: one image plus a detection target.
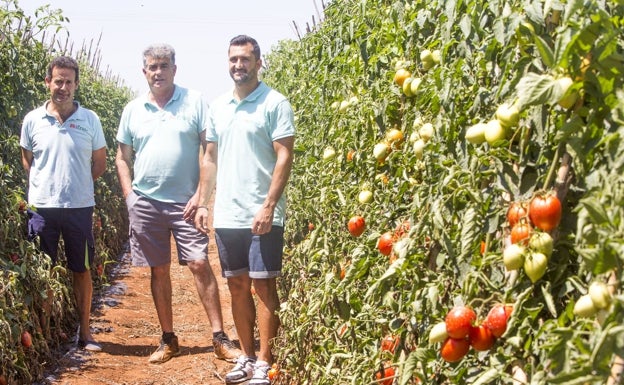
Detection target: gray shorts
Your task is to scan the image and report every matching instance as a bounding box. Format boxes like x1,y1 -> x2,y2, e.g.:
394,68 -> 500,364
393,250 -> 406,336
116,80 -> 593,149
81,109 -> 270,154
126,191 -> 208,267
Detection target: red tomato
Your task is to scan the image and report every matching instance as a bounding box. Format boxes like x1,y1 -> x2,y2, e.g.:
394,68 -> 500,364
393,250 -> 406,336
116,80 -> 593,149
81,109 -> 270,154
445,306 -> 476,339
381,334 -> 400,354
375,365 -> 395,385
308,222 -> 315,231
484,304 -> 512,338
440,337 -> 470,362
377,232 -> 394,255
507,201 -> 528,228
21,331 -> 32,348
347,215 -> 366,237
469,324 -> 496,351
510,220 -> 532,245
268,364 -> 280,380
529,193 -> 562,232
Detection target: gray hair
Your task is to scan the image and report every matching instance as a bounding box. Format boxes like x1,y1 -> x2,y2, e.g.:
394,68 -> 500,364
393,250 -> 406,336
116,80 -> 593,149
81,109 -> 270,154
142,43 -> 176,67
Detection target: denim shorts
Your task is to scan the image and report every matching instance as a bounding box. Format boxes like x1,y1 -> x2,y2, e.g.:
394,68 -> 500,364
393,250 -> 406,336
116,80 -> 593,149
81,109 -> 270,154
214,227 -> 284,279
31,207 -> 95,273
126,191 -> 208,267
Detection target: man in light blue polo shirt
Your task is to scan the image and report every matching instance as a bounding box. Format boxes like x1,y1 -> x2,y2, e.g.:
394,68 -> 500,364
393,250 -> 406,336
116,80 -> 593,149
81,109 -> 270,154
115,43 -> 239,364
20,56 -> 107,352
195,35 -> 295,385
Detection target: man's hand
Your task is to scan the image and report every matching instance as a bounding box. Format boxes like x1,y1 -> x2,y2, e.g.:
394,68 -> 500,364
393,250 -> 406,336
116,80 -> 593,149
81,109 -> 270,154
251,206 -> 274,235
195,206 -> 210,234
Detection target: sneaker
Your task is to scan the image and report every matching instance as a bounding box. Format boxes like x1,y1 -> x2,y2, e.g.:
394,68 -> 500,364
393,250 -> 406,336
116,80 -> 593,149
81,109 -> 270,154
225,355 -> 255,384
148,335 -> 180,364
213,334 -> 242,362
77,339 -> 102,352
249,363 -> 271,385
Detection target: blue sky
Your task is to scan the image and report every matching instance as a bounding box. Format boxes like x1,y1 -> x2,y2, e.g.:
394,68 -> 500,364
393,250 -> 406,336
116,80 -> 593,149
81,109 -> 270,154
18,0 -> 323,101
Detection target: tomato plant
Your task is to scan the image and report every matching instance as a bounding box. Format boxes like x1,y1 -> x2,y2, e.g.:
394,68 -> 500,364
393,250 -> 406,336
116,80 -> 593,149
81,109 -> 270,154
445,306 -> 476,339
347,215 -> 366,237
529,193 -> 562,232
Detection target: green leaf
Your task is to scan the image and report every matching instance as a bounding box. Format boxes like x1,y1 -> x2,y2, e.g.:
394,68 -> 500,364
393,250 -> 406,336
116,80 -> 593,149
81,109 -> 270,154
516,73 -> 557,107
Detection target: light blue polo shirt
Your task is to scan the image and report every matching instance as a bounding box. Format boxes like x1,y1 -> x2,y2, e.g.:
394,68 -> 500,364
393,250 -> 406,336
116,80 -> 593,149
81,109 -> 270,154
207,82 -> 295,228
20,102 -> 107,208
116,85 -> 207,203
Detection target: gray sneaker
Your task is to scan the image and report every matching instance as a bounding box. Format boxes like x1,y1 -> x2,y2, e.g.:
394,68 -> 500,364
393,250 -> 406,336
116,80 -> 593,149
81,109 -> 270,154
225,355 -> 255,384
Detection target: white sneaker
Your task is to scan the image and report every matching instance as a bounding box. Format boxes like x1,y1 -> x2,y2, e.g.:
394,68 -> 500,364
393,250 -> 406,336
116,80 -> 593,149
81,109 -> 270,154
225,355 -> 256,384
249,362 -> 271,385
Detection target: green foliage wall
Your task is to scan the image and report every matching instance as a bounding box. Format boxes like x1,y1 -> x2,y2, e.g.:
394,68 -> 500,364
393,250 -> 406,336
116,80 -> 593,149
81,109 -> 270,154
263,0 -> 624,384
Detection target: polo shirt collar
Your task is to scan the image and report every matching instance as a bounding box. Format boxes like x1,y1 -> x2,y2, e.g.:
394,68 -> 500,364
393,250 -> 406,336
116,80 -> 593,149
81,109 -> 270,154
142,85 -> 181,108
228,81 -> 268,105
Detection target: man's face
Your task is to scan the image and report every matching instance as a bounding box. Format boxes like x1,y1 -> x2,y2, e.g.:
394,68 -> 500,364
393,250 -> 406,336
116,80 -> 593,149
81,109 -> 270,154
143,57 -> 176,91
45,66 -> 78,106
228,43 -> 261,85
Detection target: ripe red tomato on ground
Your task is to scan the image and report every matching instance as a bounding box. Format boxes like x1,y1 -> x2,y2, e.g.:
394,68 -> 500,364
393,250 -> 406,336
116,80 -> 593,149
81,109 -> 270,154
377,232 -> 394,255
529,193 -> 562,232
375,365 -> 395,385
347,215 -> 366,237
469,324 -> 496,351
507,201 -> 528,228
268,364 -> 280,380
510,220 -> 532,245
381,334 -> 400,354
445,306 -> 476,339
440,337 -> 470,362
308,222 -> 315,231
484,304 -> 512,337
21,331 -> 32,348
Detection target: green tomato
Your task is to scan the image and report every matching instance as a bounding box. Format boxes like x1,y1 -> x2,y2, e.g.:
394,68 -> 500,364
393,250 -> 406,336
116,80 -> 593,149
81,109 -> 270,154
588,281 -> 612,309
358,190 -> 373,204
495,102 -> 520,128
465,122 -> 487,145
503,244 -> 526,271
524,252 -> 548,283
573,294 -> 598,318
528,232 -> 554,257
484,119 -> 507,146
428,321 -> 448,344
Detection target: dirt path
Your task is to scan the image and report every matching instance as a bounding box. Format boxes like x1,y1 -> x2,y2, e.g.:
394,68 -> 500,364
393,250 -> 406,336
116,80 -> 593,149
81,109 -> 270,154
45,210 -> 239,385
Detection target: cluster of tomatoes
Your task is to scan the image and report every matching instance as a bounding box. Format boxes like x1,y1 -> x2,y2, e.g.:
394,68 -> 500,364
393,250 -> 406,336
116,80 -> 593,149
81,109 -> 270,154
429,304 -> 513,362
503,191 -> 562,282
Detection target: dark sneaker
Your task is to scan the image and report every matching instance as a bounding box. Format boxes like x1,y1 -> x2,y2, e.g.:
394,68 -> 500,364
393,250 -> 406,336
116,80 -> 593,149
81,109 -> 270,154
249,363 -> 271,385
213,334 -> 242,362
148,335 -> 180,364
78,339 -> 102,352
225,355 -> 255,384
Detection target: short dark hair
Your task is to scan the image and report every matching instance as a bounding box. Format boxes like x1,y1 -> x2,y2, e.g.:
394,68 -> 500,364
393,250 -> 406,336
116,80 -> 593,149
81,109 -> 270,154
46,56 -> 80,82
229,35 -> 261,60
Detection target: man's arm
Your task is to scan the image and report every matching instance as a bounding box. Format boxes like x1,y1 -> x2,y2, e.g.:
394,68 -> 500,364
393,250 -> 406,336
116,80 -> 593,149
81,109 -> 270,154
91,147 -> 107,181
252,135 -> 295,235
115,143 -> 134,199
21,148 -> 33,176
194,140 -> 218,233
